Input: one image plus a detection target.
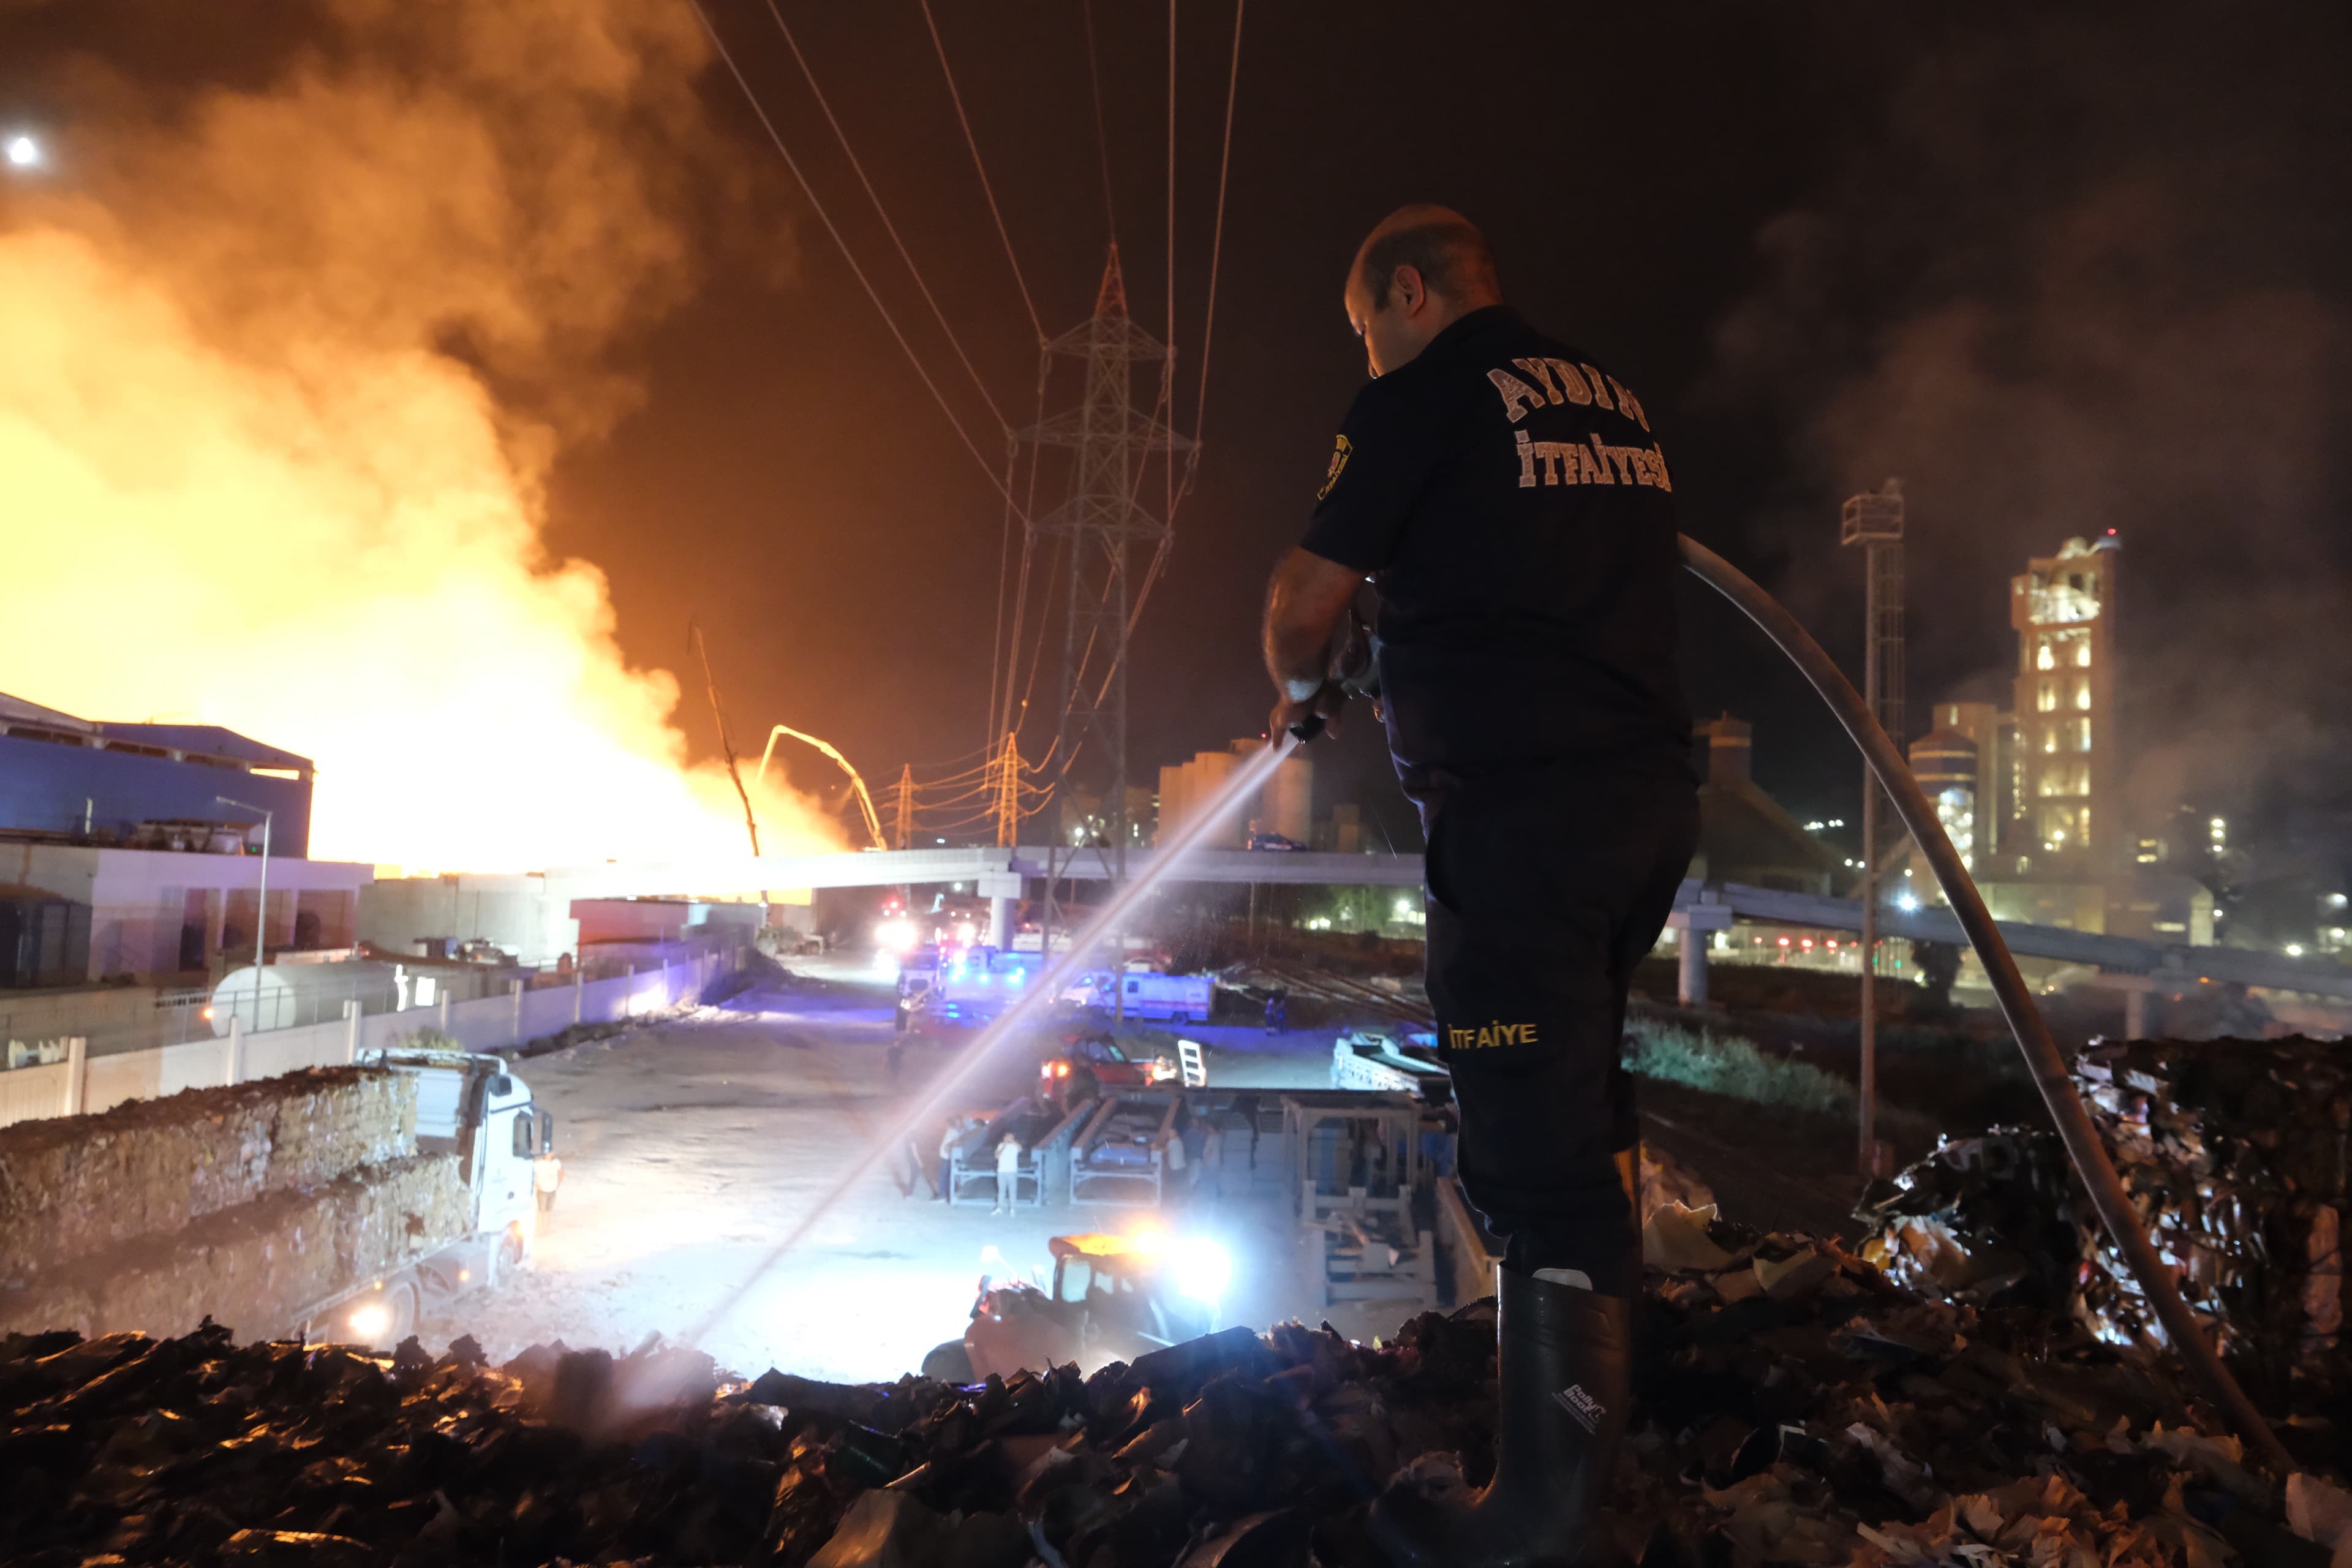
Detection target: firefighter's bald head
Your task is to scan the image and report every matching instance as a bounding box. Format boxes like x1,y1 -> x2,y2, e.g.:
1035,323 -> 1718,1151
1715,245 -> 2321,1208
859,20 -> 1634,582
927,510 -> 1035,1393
1345,206 -> 1502,376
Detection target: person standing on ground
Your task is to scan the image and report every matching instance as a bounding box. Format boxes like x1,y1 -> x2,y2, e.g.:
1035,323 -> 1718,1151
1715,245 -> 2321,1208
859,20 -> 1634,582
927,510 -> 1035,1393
937,1118 -> 962,1204
992,1133 -> 1022,1216
1261,205 -> 1697,1567
1199,1121 -> 1224,1204
533,1150 -> 562,1225
1263,990 -> 1288,1035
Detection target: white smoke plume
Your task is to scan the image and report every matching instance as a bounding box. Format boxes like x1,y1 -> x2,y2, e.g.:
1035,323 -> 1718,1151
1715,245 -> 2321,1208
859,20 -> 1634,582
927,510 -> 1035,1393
1708,9 -> 2352,846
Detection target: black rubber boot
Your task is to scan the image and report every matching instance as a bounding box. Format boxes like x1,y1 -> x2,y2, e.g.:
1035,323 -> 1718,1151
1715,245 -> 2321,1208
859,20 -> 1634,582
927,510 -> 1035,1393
1369,1265 -> 1631,1568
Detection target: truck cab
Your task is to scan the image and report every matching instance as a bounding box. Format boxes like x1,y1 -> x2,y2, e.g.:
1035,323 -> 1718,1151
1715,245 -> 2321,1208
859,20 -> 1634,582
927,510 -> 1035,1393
313,1047 -> 551,1347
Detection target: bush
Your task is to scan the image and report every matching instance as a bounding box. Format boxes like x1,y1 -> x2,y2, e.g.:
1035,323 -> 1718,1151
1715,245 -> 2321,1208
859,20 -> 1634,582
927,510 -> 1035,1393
1624,1017 -> 1941,1146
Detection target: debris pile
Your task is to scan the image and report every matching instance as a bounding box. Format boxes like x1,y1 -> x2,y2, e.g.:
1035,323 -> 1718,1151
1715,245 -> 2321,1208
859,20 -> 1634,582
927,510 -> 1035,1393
1860,1037 -> 2352,1405
10,1210 -> 2343,1567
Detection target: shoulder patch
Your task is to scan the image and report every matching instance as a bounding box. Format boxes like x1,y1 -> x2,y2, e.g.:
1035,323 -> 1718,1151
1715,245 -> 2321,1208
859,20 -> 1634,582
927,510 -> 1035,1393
1316,434 -> 1353,500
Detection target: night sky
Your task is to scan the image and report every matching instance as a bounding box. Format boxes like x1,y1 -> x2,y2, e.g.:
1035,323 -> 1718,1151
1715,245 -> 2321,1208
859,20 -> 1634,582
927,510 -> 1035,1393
8,2 -> 2351,880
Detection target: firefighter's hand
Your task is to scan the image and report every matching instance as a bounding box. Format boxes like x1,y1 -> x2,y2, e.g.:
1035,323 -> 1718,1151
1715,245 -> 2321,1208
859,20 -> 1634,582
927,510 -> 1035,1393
1272,680 -> 1346,743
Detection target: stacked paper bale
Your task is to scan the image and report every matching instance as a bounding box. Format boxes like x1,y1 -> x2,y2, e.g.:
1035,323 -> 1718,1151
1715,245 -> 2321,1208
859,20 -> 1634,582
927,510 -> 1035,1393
0,1066 -> 461,1340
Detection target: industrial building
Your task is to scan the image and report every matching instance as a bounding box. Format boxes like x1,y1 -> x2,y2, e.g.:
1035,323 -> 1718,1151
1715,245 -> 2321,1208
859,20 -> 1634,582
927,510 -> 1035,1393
1,692 -> 315,854
0,692 -> 371,987
1893,536 -> 2213,943
1156,738 -> 1311,850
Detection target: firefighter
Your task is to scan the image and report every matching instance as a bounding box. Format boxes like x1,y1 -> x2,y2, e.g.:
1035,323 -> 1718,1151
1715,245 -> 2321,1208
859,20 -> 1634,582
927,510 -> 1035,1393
1262,205 -> 1697,1566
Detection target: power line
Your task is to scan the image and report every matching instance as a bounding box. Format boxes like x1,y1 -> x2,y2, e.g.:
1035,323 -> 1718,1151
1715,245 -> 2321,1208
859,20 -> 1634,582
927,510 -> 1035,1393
918,0 -> 1046,344
761,0 -> 1010,433
1082,0 -> 1118,243
1164,0 -> 1178,542
686,0 -> 1018,506
1191,0 -> 1245,453
986,364 -> 1050,754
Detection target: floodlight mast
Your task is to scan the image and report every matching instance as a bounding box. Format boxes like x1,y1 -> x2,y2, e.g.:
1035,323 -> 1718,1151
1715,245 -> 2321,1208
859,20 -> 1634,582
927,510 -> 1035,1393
216,796 -> 273,985
1839,478 -> 1905,1175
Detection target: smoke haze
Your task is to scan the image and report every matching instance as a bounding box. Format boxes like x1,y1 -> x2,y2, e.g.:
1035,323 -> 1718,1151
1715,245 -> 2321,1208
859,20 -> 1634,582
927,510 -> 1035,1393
1709,6 -> 2352,858
0,0 -> 839,870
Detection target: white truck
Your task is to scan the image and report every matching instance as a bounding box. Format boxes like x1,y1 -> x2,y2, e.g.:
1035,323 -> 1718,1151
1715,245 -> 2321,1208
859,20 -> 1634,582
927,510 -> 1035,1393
1060,969 -> 1215,1024
297,1046 -> 551,1348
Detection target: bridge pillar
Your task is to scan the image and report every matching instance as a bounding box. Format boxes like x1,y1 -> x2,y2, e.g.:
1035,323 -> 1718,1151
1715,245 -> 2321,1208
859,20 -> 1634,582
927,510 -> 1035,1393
1665,904 -> 1734,1007
2125,987 -> 2153,1040
977,872 -> 1022,951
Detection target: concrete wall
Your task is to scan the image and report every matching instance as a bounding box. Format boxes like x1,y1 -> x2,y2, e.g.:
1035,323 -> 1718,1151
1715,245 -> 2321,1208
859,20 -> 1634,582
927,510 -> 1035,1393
361,872 -> 576,968
0,946 -> 737,1132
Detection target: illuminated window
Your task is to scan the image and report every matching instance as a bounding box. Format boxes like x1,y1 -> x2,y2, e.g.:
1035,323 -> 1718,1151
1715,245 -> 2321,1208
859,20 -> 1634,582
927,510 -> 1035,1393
2075,641 -> 2092,669
2075,681 -> 2092,711
2043,726 -> 2059,755
2075,719 -> 2092,752
2037,642 -> 2056,672
2036,680 -> 2057,714
2040,804 -> 2084,851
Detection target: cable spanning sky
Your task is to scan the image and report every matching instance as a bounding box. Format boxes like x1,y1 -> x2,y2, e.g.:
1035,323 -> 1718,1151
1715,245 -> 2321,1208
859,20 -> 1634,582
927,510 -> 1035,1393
4,1 -> 2348,887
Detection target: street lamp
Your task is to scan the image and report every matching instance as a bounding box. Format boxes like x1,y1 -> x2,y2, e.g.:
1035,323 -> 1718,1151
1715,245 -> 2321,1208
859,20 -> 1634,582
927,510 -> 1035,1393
217,796 -> 273,977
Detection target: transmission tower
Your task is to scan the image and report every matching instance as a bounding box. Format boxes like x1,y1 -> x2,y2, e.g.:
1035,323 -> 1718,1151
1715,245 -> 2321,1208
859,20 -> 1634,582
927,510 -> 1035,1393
1025,244 -> 1191,951
991,731 -> 1024,849
891,764 -> 914,851
1840,477 -> 1905,1175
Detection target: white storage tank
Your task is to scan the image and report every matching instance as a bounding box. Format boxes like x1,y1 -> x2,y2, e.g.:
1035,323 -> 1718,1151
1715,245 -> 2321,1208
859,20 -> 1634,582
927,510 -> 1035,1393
209,960 -> 404,1035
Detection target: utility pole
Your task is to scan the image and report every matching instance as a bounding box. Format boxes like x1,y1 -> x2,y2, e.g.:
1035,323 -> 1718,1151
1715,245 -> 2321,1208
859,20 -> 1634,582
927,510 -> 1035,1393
690,624 -> 760,856
217,796 -> 273,1018
1841,478 -> 1905,1178
1026,244 -> 1191,963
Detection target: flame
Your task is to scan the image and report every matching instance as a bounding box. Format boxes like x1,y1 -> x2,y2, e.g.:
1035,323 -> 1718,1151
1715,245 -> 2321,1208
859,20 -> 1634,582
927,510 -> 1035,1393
0,1 -> 839,870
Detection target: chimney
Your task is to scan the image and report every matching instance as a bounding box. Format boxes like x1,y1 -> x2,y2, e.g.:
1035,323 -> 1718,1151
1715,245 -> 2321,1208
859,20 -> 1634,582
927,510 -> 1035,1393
1694,714 -> 1752,788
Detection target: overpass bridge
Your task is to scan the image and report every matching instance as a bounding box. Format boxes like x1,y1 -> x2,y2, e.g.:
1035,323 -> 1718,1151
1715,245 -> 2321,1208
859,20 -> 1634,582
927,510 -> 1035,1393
540,845 -> 2352,1008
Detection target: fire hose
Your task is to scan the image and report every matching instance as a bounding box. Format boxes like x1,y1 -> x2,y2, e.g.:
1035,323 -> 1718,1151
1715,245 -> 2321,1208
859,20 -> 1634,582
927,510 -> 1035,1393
1675,533 -> 2296,1476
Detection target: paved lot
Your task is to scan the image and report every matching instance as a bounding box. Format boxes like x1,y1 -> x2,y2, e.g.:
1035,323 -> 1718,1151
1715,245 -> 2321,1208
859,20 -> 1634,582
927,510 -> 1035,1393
443,972 -> 1350,1383
439,963 -> 1863,1382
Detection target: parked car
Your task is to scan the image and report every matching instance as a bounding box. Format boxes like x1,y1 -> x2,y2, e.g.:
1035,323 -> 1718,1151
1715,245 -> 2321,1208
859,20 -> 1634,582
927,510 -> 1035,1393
1042,1031 -> 1177,1107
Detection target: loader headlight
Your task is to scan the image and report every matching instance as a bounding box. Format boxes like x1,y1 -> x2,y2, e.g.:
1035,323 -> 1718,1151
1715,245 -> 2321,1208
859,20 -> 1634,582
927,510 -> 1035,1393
1170,1237 -> 1232,1303
347,1301 -> 393,1342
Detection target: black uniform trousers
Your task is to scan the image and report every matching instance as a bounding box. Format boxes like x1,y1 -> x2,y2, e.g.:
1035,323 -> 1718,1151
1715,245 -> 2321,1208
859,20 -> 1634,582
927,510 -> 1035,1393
1423,764 -> 1698,1297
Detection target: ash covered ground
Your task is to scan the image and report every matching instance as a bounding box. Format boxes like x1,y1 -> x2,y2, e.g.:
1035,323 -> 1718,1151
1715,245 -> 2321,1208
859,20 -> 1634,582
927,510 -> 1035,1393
450,963 -> 1870,1384
452,966 -> 1354,1383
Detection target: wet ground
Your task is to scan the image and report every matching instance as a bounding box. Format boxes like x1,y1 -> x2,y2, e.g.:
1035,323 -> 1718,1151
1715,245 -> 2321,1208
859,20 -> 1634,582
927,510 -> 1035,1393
443,969 -> 1339,1382
441,962 -> 1869,1382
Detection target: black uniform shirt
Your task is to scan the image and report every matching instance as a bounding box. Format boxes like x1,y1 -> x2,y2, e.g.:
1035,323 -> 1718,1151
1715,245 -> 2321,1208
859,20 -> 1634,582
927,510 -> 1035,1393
1299,305 -> 1692,808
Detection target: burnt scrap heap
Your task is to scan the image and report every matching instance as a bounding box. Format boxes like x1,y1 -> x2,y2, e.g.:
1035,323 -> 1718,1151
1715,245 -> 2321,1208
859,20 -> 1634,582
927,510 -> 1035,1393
1863,1035 -> 2352,1414
8,1210 -> 2350,1567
